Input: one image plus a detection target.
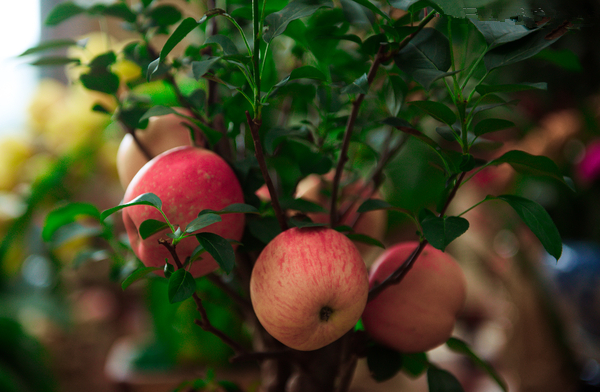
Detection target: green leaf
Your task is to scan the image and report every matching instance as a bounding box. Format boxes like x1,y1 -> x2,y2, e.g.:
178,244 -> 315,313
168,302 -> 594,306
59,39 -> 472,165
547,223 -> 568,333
264,0 -> 334,43
347,0 -> 391,22
101,193 -> 162,221
139,105 -> 177,123
488,150 -> 573,190
470,19 -> 535,49
168,269 -> 197,303
148,4 -> 183,27
139,219 -> 170,239
247,217 -> 281,244
427,366 -> 465,392
496,195 -> 562,260
409,101 -> 456,126
89,51 -> 117,69
150,17 -> 199,78
45,1 -> 85,26
195,233 -> 236,274
419,209 -> 469,251
473,118 -> 515,137
446,338 -> 508,392
164,263 -> 175,278
367,343 -> 403,382
122,266 -> 162,290
475,82 -> 547,97
20,39 -> 78,56
357,199 -> 393,213
192,57 -> 221,79
217,380 -> 243,392
346,233 -> 385,248
264,127 -> 309,155
484,22 -> 564,71
29,57 -> 80,66
80,71 -> 120,95
394,28 -> 451,91
289,65 -> 327,81
206,34 -> 239,56
426,0 -> 466,18
289,219 -> 327,229
42,202 -> 100,242
280,198 -> 327,213
184,213 -> 222,233
89,3 -> 137,23
217,203 -> 260,215
49,222 -> 103,248
341,73 -> 369,95
533,48 -> 582,72
401,352 -> 429,377
468,98 -> 520,116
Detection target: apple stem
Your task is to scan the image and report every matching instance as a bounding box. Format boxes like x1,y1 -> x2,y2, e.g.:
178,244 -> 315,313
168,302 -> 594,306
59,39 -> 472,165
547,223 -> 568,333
246,111 -> 289,232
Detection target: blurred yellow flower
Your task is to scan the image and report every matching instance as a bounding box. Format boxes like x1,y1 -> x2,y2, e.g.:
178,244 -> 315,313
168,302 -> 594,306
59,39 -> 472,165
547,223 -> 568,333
0,137 -> 33,191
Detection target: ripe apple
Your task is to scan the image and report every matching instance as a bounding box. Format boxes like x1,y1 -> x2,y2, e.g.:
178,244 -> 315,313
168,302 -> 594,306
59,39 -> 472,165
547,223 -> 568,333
122,146 -> 245,278
361,242 -> 467,353
250,227 -> 369,351
116,108 -> 199,190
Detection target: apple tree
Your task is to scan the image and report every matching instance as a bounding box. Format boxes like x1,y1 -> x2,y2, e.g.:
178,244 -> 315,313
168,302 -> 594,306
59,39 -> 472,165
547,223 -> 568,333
29,0 -> 579,390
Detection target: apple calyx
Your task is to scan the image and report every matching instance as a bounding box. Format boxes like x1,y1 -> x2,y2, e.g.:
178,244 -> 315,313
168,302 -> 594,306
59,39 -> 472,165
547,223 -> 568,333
319,306 -> 334,322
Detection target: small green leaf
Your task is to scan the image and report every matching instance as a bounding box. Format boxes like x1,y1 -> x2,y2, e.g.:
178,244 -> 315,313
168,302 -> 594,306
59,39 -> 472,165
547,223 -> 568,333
20,39 -> 78,56
496,195 -> 562,260
164,263 -> 175,278
264,0 -> 334,43
217,380 -> 243,392
427,366 -> 465,392
367,343 -> 403,382
475,82 -> 547,97
473,118 -> 515,137
80,71 -> 120,95
49,222 -> 103,248
280,198 -> 327,213
346,233 -> 385,248
43,202 -> 100,242
195,233 -> 236,274
148,4 -> 183,27
419,209 -> 469,251
29,57 -> 80,66
341,73 -> 369,95
409,101 -> 456,126
217,203 -> 260,215
446,338 -> 508,392
289,65 -> 327,81
357,199 -> 393,213
150,17 -> 199,79
184,213 -> 222,233
88,51 -> 117,69
347,0 -> 391,22
401,352 -> 429,377
139,105 -> 177,123
168,269 -> 197,303
101,193 -> 162,221
45,1 -> 85,26
192,57 -> 221,79
89,3 -> 137,23
468,98 -> 520,116
206,34 -> 239,56
122,266 -> 163,290
139,219 -> 170,239
470,19 -> 534,49
289,219 -> 327,229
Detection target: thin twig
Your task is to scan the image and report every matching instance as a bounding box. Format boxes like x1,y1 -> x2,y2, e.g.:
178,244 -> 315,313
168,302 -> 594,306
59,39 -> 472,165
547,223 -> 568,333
206,273 -> 252,311
158,239 -> 247,355
246,111 -> 289,231
367,171 -> 467,301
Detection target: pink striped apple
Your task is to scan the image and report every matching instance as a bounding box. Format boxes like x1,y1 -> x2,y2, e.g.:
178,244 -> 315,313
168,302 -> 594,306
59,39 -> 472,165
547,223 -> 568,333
250,227 -> 369,351
362,242 -> 467,353
122,146 -> 245,277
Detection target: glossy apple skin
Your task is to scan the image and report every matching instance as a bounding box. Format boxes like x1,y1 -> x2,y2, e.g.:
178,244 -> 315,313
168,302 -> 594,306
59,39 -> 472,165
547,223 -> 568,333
250,227 -> 369,351
116,108 -> 196,190
362,242 -> 467,353
122,146 -> 245,278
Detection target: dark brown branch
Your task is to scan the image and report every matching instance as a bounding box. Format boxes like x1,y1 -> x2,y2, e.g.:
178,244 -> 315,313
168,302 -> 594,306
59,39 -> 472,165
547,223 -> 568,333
367,171 -> 467,302
118,114 -> 153,160
231,348 -> 295,363
246,111 -> 289,231
158,239 -> 247,355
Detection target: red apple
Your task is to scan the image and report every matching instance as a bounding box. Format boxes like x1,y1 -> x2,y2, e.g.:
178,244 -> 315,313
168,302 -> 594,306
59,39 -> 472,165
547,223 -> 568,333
250,227 -> 369,351
116,108 -> 198,190
122,146 -> 245,277
362,242 -> 466,353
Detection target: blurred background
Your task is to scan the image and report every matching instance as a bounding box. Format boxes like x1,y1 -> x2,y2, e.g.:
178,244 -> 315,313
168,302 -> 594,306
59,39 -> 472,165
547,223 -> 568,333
2,0 -> 600,391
